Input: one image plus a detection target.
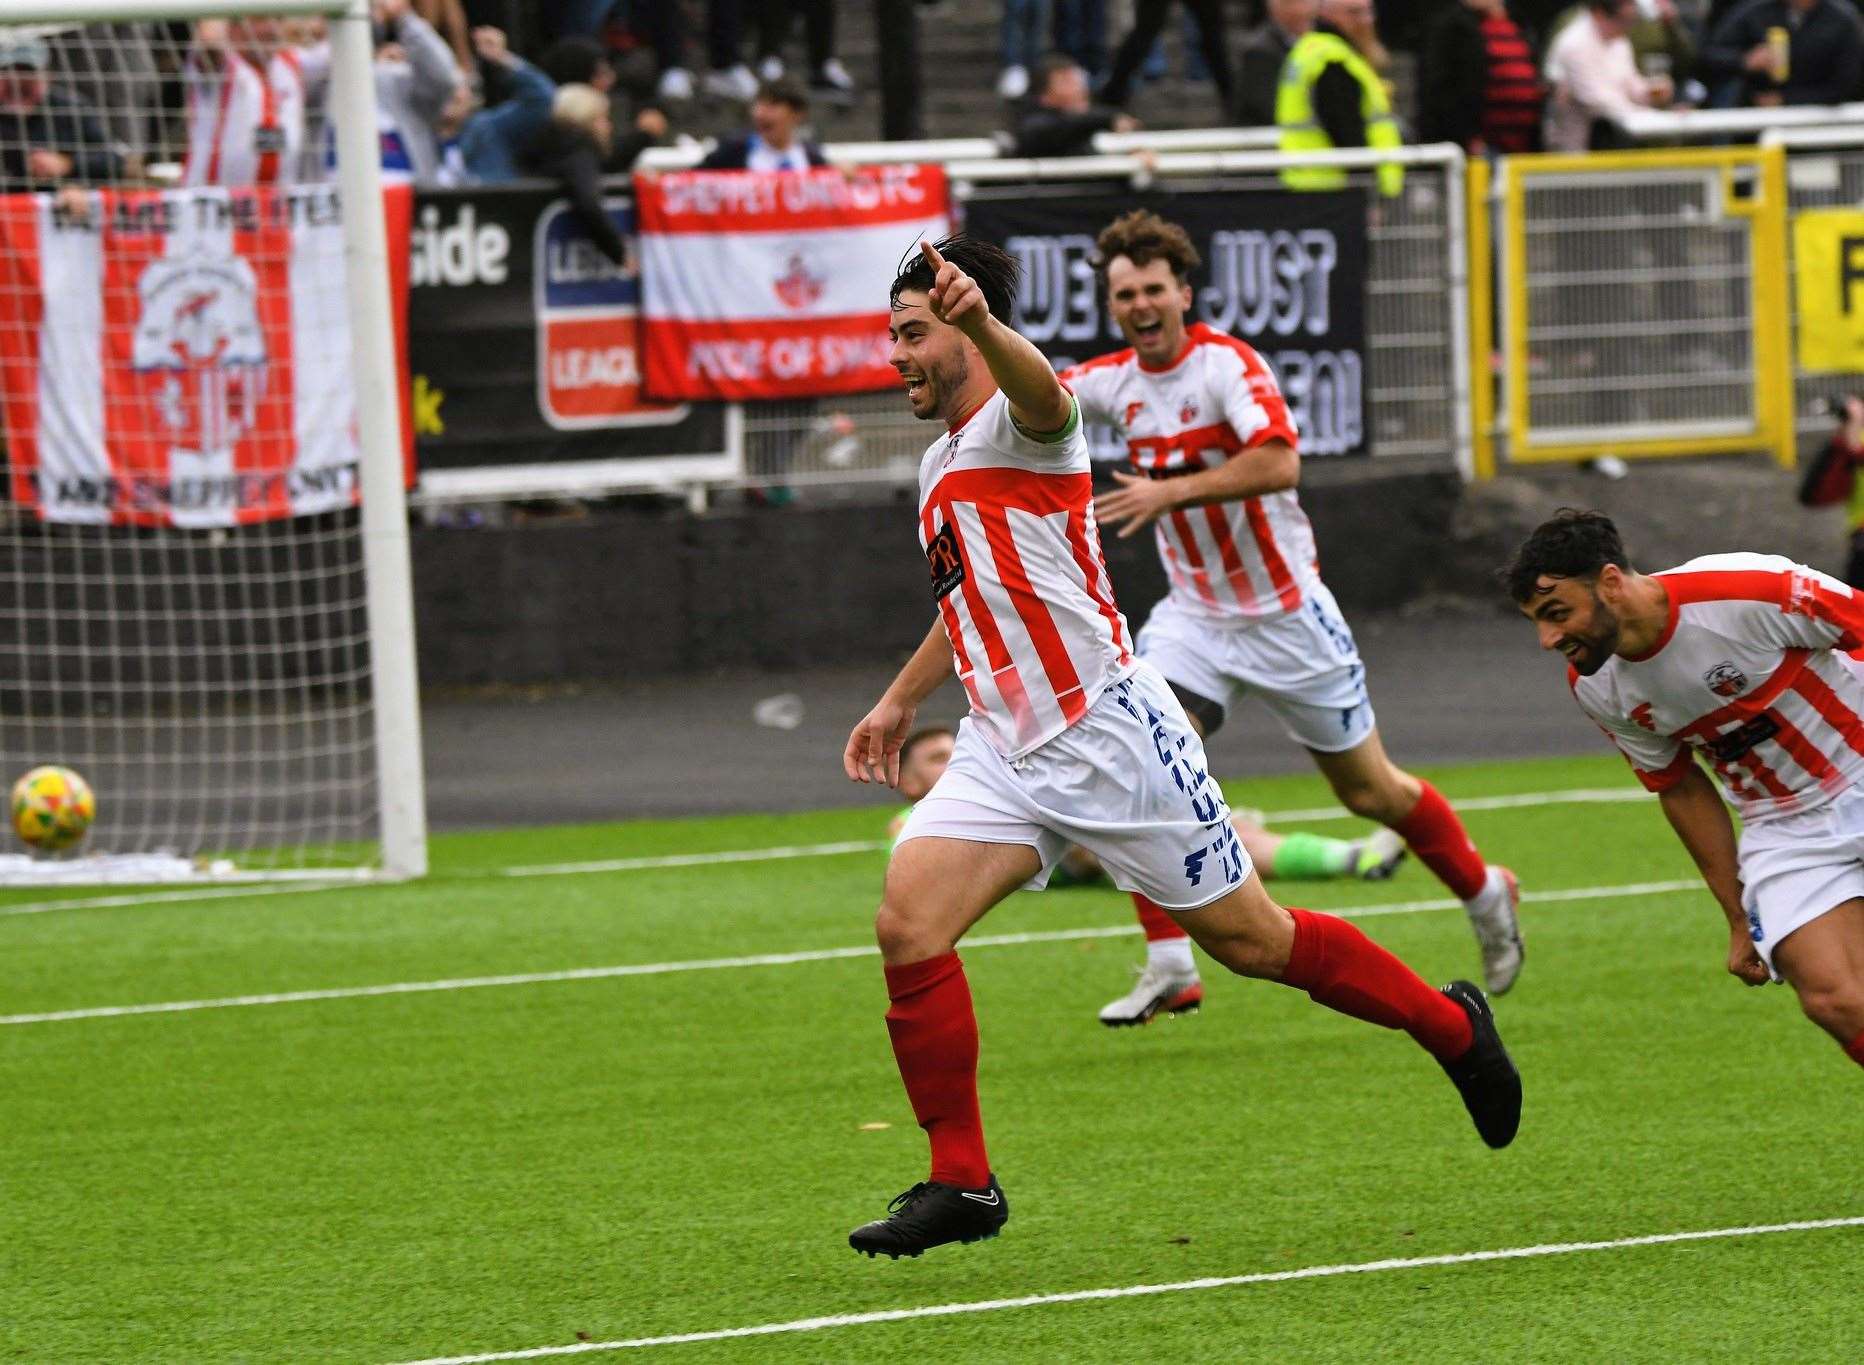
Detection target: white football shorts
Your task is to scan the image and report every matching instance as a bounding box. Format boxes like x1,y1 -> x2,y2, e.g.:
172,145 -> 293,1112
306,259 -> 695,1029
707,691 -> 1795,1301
1136,582 -> 1375,752
1738,785 -> 1864,977
895,662 -> 1251,910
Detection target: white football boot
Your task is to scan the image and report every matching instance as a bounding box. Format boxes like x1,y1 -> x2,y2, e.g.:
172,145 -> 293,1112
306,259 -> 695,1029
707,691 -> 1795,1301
1464,866 -> 1524,995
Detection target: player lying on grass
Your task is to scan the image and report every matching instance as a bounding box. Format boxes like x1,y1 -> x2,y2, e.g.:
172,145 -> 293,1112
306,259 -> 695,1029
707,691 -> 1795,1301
1061,210 -> 1523,1027
1505,509 -> 1864,1073
890,723 -> 1409,971
839,234 -> 1521,1260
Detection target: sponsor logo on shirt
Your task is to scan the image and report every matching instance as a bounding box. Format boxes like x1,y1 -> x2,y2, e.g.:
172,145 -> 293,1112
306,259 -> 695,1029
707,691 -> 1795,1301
1630,702 -> 1657,732
1786,570 -> 1821,618
926,523 -> 965,601
1704,661 -> 1749,698
1122,400 -> 1145,429
1704,713 -> 1779,763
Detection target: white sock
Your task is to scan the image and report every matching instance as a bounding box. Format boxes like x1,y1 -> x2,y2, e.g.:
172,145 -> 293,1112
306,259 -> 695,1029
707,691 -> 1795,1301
1146,935 -> 1196,976
1463,866 -> 1503,913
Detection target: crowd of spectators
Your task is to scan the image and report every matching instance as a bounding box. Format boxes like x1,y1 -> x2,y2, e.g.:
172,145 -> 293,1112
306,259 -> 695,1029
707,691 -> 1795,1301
7,0 -> 1864,209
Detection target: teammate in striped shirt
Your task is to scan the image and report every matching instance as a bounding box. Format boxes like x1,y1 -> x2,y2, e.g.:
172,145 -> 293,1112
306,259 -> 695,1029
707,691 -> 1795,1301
1507,510 -> 1864,1073
842,236 -> 1521,1260
1060,211 -> 1524,1025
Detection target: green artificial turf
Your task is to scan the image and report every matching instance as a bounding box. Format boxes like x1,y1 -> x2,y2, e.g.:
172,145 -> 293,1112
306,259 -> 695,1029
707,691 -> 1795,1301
1,754 -> 1859,1362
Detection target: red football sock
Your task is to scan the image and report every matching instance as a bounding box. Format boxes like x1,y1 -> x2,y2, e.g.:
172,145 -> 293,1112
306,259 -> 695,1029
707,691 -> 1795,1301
1845,1028 -> 1864,1070
1133,893 -> 1190,942
884,952 -> 990,1189
1392,780 -> 1489,901
1280,908 -> 1474,1060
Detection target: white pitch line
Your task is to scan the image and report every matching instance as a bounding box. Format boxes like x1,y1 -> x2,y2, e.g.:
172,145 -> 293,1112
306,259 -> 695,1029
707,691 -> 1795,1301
0,787 -> 1657,915
0,878 -> 1701,1027
387,1215 -> 1864,1364
0,882 -> 352,919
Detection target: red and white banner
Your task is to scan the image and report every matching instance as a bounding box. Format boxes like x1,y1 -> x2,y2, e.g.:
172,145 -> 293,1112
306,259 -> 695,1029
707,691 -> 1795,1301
634,164 -> 951,401
0,183 -> 411,527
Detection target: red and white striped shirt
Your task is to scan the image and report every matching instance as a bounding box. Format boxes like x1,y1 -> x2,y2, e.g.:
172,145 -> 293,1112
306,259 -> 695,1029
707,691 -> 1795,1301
183,47 -> 311,188
1572,553 -> 1864,825
1061,323 -> 1315,621
919,389 -> 1135,758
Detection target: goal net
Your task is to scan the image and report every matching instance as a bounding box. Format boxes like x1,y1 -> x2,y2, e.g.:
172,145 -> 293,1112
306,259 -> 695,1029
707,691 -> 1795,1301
0,4 -> 424,883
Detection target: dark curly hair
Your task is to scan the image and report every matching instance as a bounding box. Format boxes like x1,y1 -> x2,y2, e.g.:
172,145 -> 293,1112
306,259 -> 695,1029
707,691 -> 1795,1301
1094,210 -> 1201,286
889,234 -> 1021,325
1499,509 -> 1632,603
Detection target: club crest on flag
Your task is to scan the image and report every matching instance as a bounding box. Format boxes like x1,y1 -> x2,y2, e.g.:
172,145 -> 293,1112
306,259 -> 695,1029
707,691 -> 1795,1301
131,245 -> 267,457
773,252 -> 825,311
1704,661 -> 1749,698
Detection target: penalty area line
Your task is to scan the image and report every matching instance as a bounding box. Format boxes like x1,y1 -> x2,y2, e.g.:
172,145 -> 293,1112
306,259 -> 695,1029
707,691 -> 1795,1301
0,878 -> 1701,1027
387,1215 -> 1864,1363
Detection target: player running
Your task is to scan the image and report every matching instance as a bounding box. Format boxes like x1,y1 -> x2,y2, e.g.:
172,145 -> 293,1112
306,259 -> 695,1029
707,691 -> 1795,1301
1505,509 -> 1864,1074
1059,210 -> 1524,1025
842,235 -> 1521,1259
890,724 -> 1408,908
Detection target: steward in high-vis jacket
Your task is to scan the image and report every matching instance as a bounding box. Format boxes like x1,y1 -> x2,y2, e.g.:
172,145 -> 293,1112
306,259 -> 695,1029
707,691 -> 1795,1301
1275,2 -> 1403,198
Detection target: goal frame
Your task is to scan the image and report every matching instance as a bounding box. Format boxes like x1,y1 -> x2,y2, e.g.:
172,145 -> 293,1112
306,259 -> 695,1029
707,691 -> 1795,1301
3,0 -> 427,879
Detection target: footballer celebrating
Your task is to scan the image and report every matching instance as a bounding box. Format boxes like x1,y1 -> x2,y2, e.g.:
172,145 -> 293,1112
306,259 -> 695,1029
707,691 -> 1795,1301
841,236 -> 1521,1260
1060,211 -> 1524,1025
1507,510 -> 1864,1072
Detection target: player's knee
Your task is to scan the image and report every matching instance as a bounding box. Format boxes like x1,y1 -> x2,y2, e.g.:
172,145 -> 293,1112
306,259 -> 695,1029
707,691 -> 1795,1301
1795,980 -> 1864,1037
874,896 -> 949,963
1335,780 -> 1391,822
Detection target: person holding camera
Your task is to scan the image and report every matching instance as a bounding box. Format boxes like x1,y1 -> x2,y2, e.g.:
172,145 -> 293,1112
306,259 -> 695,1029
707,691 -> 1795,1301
1797,396 -> 1864,588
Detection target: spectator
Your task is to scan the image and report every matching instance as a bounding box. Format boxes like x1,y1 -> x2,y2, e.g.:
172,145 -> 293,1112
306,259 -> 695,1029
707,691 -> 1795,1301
875,0 -> 927,140
999,0 -> 1052,100
1052,0 -> 1110,78
47,22 -> 160,170
1417,0 -> 1544,153
1236,0 -> 1317,126
442,27 -> 555,184
1625,0 -> 1697,99
1277,0 -> 1403,198
1699,0 -> 1863,107
0,32 -> 125,194
537,33 -> 659,173
755,1 -> 857,105
697,77 -> 826,170
519,84 -> 627,264
366,0 -> 470,181
1797,396 -> 1864,588
1012,53 -> 1140,154
1100,0 -> 1234,110
1542,0 -> 1671,151
703,1 -> 760,102
414,0 -> 474,77
182,18 -> 312,186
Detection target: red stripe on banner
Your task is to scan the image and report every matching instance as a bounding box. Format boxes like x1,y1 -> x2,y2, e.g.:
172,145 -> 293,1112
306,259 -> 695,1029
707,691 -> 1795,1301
381,183 -> 416,486
642,314 -> 898,401
1243,496 -> 1303,611
100,189 -> 174,526
232,187 -> 296,523
634,164 -> 949,235
1791,670 -> 1864,759
0,195 -> 44,512
979,502 -> 1088,725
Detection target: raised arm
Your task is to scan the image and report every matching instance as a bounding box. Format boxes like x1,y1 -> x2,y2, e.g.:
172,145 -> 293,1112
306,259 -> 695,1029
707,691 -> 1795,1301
920,239 -> 1072,435
845,619 -> 952,787
1658,763 -> 1770,987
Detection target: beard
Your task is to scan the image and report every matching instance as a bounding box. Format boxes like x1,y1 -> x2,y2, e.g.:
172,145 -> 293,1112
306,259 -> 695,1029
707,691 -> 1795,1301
909,350 -> 970,422
1562,596 -> 1623,676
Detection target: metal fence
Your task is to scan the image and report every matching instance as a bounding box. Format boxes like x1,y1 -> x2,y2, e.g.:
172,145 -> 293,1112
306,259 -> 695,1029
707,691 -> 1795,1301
1481,147 -> 1794,475
735,144 -> 1471,494
1765,127 -> 1864,445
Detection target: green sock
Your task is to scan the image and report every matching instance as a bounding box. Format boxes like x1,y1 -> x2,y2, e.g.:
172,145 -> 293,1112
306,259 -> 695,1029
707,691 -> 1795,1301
1269,831 -> 1356,881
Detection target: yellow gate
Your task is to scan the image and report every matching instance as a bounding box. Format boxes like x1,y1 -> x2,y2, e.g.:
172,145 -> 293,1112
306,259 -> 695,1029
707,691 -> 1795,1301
1494,146 -> 1793,469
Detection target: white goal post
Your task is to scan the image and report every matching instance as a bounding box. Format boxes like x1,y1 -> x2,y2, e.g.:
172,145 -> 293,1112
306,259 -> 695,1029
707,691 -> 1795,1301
0,0 -> 425,881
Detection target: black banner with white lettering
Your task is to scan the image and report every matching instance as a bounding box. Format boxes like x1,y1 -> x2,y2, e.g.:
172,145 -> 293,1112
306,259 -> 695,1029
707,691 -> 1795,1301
962,188 -> 1370,457
408,184 -> 726,478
